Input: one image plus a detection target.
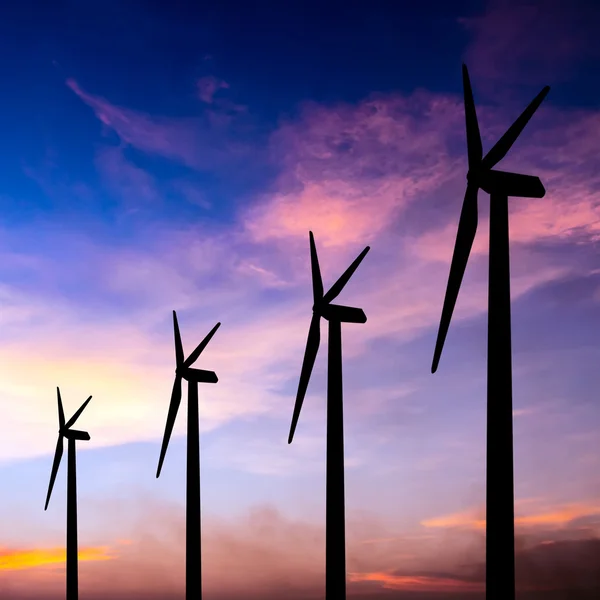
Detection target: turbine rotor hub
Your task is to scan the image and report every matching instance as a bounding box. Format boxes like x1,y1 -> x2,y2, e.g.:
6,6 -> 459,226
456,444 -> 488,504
466,169 -> 479,183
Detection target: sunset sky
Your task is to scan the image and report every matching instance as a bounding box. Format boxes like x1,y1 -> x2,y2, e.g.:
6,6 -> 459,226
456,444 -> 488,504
1,0 -> 600,598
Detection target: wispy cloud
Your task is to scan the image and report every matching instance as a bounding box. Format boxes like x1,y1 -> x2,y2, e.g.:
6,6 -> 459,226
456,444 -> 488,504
95,146 -> 161,213
4,80 -> 600,467
196,76 -> 229,104
348,570 -> 484,592
421,500 -> 600,532
66,79 -> 253,172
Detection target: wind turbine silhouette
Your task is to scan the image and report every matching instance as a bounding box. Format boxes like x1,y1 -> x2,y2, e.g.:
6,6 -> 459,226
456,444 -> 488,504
156,310 -> 220,600
431,64 -> 549,600
288,231 -> 370,600
44,387 -> 92,600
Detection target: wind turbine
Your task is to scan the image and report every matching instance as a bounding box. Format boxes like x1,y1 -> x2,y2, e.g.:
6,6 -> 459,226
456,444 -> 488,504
288,231 -> 370,600
431,64 -> 550,600
44,387 -> 92,600
156,310 -> 220,600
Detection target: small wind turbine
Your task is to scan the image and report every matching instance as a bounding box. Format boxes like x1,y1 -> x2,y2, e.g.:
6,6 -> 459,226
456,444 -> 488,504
44,387 -> 92,600
431,64 -> 549,600
288,231 -> 370,600
156,310 -> 220,600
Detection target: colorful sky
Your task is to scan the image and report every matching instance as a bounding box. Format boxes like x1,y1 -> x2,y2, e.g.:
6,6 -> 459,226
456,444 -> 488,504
1,0 -> 600,598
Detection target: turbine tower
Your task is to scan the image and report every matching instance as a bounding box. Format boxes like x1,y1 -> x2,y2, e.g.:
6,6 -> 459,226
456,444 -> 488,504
288,231 -> 369,600
432,64 -> 550,600
44,388 -> 92,600
156,311 -> 220,600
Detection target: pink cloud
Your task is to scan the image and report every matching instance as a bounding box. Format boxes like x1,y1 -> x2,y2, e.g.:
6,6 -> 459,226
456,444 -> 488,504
169,179 -> 211,209
4,498 -> 599,598
95,146 -> 161,211
196,75 -> 229,103
421,500 -> 600,533
244,91 -> 464,249
66,79 -> 250,171
5,81 -> 600,477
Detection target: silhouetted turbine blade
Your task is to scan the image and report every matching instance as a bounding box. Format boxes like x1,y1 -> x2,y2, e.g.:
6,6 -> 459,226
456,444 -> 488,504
183,322 -> 221,368
45,436 -> 63,510
322,246 -> 370,305
462,64 -> 482,169
480,170 -> 546,198
288,314 -> 321,444
64,396 -> 92,429
432,184 -> 479,373
156,375 -> 182,478
480,86 -> 550,171
309,231 -> 324,303
173,310 -> 184,368
57,387 -> 65,430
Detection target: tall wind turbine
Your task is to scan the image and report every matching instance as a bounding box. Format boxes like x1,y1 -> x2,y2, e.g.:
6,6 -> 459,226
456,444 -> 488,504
431,64 -> 549,600
44,388 -> 92,600
288,231 -> 370,600
156,311 -> 220,600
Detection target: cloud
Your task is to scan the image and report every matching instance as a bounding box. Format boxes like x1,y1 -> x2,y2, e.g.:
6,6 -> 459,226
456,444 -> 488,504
169,179 -> 212,209
3,73 -> 598,486
255,90 -> 463,248
66,79 -> 253,172
2,499 -> 599,599
197,76 -> 230,104
95,146 -> 161,212
421,500 -> 600,534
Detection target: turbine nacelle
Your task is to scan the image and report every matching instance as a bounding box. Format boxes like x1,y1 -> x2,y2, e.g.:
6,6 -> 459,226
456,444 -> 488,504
61,428 -> 91,441
317,303 -> 367,324
175,366 -> 219,384
467,168 -> 546,199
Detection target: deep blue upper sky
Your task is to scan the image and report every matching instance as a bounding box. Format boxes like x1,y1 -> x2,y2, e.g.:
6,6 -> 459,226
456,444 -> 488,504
0,0 -> 597,235
0,0 -> 481,115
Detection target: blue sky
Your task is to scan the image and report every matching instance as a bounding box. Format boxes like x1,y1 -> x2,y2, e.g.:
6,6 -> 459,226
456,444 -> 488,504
1,0 -> 600,598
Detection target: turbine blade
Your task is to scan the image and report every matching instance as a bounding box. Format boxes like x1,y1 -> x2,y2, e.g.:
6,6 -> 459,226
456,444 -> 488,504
64,396 -> 92,429
57,387 -> 65,430
44,436 -> 63,510
481,86 -> 550,171
322,246 -> 370,305
156,375 -> 182,478
309,231 -> 324,302
480,170 -> 545,198
432,184 -> 479,373
173,310 -> 184,368
288,314 -> 321,444
183,322 -> 221,368
462,64 -> 483,168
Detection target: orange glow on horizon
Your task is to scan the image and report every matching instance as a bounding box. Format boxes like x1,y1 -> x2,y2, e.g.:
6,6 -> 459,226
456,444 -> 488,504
421,502 -> 600,531
349,571 -> 484,592
0,546 -> 116,570
421,510 -> 485,530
